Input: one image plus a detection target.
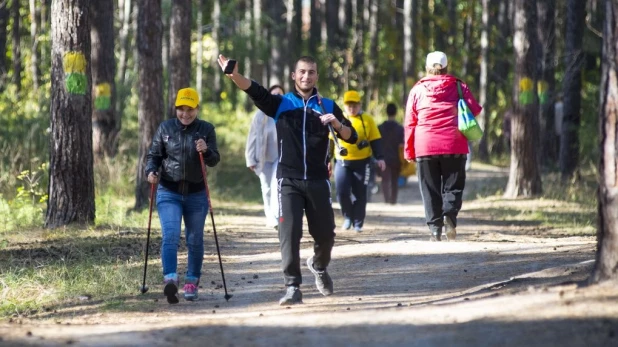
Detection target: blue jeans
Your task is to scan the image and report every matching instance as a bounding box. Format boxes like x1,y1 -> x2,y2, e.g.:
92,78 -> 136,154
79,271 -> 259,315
156,185 -> 208,282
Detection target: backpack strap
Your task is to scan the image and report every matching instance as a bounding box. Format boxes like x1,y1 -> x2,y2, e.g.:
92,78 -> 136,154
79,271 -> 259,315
456,80 -> 463,99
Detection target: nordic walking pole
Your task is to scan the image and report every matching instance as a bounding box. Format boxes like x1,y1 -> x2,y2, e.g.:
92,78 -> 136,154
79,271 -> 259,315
140,182 -> 156,294
316,92 -> 348,157
198,149 -> 232,301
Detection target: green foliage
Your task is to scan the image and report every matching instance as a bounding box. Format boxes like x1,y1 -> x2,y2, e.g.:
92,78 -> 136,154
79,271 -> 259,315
15,163 -> 49,205
0,228 -> 160,317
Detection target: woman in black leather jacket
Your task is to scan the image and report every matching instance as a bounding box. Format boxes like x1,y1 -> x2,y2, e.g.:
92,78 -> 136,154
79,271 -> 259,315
145,87 -> 220,304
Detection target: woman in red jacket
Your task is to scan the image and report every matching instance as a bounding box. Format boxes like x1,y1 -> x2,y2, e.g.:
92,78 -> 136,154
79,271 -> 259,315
404,51 -> 482,242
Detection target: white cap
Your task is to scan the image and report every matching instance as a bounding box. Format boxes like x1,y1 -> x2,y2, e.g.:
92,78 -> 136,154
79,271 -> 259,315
426,51 -> 448,68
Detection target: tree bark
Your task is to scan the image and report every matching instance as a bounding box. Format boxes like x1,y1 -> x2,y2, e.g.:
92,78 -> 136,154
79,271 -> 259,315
167,0 -> 191,119
403,0 -> 415,104
504,0 -> 542,198
477,0 -> 490,161
364,0 -> 378,104
91,0 -> 118,158
559,0 -> 586,179
283,0 -> 298,92
12,0 -> 22,90
29,0 -> 40,90
590,0 -> 618,284
46,0 -> 95,228
196,0 -> 203,97
134,0 -> 163,211
0,2 -> 8,89
326,0 -> 339,48
211,0 -> 220,101
461,0 -> 476,78
537,0 -> 558,167
116,0 -> 131,87
309,0 -> 320,57
267,0 -> 285,87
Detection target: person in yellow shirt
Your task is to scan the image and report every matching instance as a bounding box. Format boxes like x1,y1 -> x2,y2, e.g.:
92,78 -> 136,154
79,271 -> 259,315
330,90 -> 385,232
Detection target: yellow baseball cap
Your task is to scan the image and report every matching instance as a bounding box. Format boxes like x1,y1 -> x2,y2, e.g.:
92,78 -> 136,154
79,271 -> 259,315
343,90 -> 361,104
175,88 -> 199,108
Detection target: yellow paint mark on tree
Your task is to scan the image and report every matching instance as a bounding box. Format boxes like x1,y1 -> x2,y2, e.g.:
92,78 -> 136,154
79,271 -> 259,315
537,81 -> 549,105
95,83 -> 111,97
94,83 -> 112,110
519,77 -> 534,105
63,52 -> 87,74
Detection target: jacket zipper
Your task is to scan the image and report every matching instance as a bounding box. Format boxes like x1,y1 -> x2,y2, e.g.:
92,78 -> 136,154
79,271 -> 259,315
302,95 -> 317,179
181,128 -> 186,194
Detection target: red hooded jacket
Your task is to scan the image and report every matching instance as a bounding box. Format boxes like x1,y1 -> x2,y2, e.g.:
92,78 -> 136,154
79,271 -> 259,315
404,74 -> 482,160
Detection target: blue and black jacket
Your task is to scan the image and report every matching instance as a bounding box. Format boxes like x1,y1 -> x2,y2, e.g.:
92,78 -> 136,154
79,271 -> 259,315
245,81 -> 358,180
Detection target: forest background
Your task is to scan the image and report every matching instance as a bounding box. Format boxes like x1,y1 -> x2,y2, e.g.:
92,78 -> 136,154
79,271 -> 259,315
0,0 -> 617,318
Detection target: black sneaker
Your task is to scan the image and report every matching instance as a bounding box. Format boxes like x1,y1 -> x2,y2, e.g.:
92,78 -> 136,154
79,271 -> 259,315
163,279 -> 179,304
307,256 -> 333,296
444,216 -> 457,241
279,286 -> 303,305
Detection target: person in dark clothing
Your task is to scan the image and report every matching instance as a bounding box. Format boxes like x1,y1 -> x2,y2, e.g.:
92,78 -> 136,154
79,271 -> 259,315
145,87 -> 221,304
378,103 -> 404,204
217,54 -> 358,305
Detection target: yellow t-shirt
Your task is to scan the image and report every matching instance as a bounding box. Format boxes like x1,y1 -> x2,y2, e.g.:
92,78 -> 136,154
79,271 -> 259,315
331,112 -> 382,160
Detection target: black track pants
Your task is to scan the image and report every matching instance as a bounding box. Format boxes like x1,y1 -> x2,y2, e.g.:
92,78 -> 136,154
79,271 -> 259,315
416,155 -> 467,234
278,178 -> 336,287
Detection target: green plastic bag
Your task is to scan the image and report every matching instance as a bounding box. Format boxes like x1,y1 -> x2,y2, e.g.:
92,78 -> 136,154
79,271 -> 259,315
457,81 -> 483,141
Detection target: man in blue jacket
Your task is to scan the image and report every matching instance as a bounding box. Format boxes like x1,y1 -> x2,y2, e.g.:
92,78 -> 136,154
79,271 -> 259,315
218,54 -> 358,305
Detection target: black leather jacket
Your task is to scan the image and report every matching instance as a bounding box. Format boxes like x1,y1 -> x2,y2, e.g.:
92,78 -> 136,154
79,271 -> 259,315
145,118 -> 220,194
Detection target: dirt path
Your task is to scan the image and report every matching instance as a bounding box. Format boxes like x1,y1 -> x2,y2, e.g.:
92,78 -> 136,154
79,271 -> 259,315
1,167 -> 616,346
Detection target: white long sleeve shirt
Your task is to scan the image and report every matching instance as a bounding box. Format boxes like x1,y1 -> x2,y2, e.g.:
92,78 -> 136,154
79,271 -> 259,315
245,109 -> 278,174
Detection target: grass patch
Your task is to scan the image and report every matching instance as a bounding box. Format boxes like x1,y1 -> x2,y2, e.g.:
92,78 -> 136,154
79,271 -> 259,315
0,226 -> 163,318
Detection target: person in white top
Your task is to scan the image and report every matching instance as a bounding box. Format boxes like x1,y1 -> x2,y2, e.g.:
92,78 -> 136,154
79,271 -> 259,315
245,85 -> 284,229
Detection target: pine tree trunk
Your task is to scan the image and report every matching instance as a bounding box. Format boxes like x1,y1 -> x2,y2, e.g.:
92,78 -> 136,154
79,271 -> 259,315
559,0 -> 586,179
504,0 -> 542,198
402,0 -> 415,104
91,0 -> 118,158
46,0 -> 95,228
196,0 -> 203,97
537,0 -> 558,167
116,0 -> 131,87
29,0 -> 40,90
167,0 -> 191,119
309,0 -> 320,56
134,0 -> 163,211
364,0 -> 378,104
211,0 -> 220,101
326,0 -> 338,48
284,0 -> 297,92
0,2 -> 8,89
461,0 -> 476,78
591,0 -> 618,284
267,0 -> 285,87
12,0 -> 22,90
477,0 -> 490,161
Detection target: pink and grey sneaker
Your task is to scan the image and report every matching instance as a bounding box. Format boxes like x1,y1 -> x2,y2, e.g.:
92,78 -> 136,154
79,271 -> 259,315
183,278 -> 199,301
163,278 -> 179,304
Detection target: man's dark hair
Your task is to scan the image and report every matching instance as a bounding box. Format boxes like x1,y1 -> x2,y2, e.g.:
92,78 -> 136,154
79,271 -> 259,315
295,56 -> 318,71
386,103 -> 397,117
